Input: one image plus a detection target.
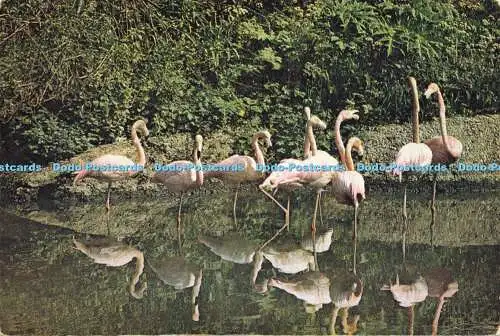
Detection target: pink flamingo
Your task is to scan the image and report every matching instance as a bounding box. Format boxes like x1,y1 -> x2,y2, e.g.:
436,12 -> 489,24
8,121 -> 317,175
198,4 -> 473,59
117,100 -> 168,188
204,131 -> 272,225
259,114 -> 327,229
330,137 -> 365,243
423,83 -> 463,221
303,108 -> 360,164
260,115 -> 335,267
73,119 -> 149,212
152,135 -> 204,251
392,77 -> 433,236
303,108 -> 360,224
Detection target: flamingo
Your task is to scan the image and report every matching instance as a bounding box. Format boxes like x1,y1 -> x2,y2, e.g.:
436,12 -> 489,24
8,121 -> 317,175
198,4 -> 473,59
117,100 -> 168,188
258,114 -> 327,228
423,83 -> 463,224
392,77 -> 433,244
152,135 -> 204,251
73,119 -> 149,212
73,236 -> 147,299
258,115 -> 331,261
204,131 -> 272,225
330,137 -> 366,242
303,108 -> 360,227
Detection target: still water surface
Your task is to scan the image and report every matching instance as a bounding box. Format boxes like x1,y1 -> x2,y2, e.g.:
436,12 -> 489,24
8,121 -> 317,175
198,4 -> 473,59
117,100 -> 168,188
0,184 -> 499,335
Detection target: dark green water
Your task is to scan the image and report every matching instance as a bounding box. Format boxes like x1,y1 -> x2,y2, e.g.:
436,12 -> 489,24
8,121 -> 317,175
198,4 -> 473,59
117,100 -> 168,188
0,184 -> 499,335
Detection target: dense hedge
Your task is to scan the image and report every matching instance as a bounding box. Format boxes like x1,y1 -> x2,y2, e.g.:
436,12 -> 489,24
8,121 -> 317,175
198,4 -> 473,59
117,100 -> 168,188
0,0 -> 498,164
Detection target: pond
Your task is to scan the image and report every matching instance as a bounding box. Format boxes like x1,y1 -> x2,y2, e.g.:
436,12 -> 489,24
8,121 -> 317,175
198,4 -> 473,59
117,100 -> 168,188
0,181 -> 499,335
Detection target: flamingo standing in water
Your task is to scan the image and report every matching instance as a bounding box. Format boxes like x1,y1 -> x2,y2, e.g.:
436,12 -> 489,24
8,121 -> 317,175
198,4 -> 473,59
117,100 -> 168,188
331,137 -> 366,242
260,115 -> 336,267
73,119 -> 149,212
259,113 -> 327,229
303,108 -> 360,225
204,131 -> 272,225
392,77 -> 433,244
152,135 -> 204,251
423,83 -> 463,224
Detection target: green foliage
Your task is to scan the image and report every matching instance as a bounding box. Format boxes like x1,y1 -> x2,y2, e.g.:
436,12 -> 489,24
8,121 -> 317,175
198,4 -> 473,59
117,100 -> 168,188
0,0 -> 497,163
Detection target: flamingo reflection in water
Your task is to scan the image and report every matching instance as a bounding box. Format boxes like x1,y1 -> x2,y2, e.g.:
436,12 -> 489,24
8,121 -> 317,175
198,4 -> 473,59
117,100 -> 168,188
73,236 -> 147,299
267,270 -> 363,335
199,233 -> 317,292
424,268 -> 458,336
148,255 -> 203,322
381,275 -> 429,336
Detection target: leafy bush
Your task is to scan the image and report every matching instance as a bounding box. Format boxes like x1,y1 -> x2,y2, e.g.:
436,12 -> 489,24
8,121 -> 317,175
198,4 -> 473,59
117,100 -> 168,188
0,0 -> 497,164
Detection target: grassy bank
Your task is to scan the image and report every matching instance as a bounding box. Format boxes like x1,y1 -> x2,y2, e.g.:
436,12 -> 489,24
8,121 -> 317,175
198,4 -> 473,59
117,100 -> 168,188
1,114 -> 498,207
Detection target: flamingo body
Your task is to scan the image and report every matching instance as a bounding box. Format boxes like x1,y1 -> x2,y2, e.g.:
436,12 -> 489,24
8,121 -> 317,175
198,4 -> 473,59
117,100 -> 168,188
206,155 -> 262,183
424,136 -> 463,164
74,154 -> 139,183
382,275 -> 428,307
262,241 -> 315,274
331,171 -> 365,207
152,160 -> 202,193
392,143 -> 433,177
73,120 -> 149,211
268,271 -> 332,306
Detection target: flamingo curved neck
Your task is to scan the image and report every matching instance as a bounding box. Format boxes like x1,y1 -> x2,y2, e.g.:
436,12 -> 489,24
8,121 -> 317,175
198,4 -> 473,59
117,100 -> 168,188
251,134 -> 265,166
335,115 -> 346,164
191,269 -> 203,321
409,77 -> 420,144
432,297 -> 446,336
436,90 -> 451,153
192,139 -> 203,186
304,108 -> 312,158
131,125 -> 146,167
345,139 -> 362,171
306,120 -> 318,156
129,251 -> 145,299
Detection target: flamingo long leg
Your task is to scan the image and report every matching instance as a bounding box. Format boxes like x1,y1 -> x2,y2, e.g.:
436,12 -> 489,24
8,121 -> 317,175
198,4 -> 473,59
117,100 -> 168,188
318,192 -> 324,226
353,204 -> 358,241
402,183 -> 407,262
105,182 -> 112,212
408,305 -> 414,336
233,183 -> 240,226
330,306 -> 340,335
259,186 -> 289,217
105,208 -> 111,236
311,190 -> 321,271
286,195 -> 290,231
432,297 -> 446,336
353,222 -> 357,275
177,192 -> 184,254
258,186 -> 290,250
430,173 -> 437,246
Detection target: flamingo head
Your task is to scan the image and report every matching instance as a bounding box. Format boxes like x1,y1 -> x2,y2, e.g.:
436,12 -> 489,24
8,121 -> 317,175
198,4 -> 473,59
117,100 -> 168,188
304,106 -> 311,120
347,137 -> 364,156
424,83 -> 440,99
195,135 -> 203,158
133,119 -> 149,137
309,115 -> 327,130
261,130 -> 273,147
341,109 -> 359,121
